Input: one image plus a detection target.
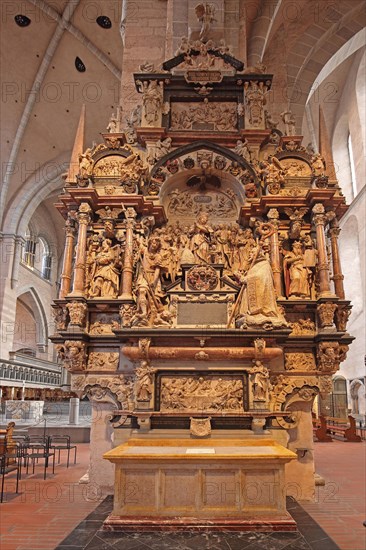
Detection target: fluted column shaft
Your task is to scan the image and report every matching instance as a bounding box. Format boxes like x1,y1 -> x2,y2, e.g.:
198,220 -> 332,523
119,218 -> 135,300
329,226 -> 345,299
59,219 -> 75,299
312,204 -> 333,297
70,205 -> 91,297
267,210 -> 283,298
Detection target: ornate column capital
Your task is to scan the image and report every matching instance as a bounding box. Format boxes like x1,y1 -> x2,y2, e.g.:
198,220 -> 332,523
312,203 -> 327,226
77,203 -> 92,225
328,226 -> 341,238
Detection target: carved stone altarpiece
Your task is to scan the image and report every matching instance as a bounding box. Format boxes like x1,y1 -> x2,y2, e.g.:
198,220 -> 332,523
52,31 -> 353,520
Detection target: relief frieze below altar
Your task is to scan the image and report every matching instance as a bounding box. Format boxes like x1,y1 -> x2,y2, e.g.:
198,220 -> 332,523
159,375 -> 246,412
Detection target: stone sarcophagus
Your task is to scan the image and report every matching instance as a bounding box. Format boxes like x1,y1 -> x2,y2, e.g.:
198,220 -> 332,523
51,22 -> 353,524
103,438 -> 297,530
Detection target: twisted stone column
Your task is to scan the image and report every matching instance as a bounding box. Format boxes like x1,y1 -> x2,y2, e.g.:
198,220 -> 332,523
312,204 -> 333,298
69,204 -> 91,297
59,215 -> 76,299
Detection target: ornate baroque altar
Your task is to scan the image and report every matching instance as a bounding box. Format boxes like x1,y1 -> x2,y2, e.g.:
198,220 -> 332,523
51,27 -> 353,527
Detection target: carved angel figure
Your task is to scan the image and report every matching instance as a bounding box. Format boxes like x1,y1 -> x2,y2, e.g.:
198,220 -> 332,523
283,207 -> 308,239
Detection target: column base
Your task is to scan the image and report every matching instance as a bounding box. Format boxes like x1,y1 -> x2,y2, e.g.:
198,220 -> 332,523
317,292 -> 337,299
67,292 -> 85,298
118,293 -> 133,300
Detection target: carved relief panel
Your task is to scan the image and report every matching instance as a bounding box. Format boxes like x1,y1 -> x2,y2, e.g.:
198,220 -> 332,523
156,372 -> 248,413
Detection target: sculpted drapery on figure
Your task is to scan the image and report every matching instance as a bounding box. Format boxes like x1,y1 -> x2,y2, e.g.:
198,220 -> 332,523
138,80 -> 164,127
189,213 -> 214,264
88,239 -> 122,299
235,243 -> 288,330
283,241 -> 311,299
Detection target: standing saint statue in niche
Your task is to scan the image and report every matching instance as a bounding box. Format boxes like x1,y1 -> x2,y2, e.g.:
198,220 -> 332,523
189,212 -> 214,264
135,360 -> 156,402
233,243 -> 288,330
283,241 -> 311,299
88,239 -> 122,299
252,361 -> 270,401
139,80 -> 163,127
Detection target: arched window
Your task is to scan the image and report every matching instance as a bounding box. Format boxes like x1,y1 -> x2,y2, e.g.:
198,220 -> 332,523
22,229 -> 52,281
34,237 -> 52,280
23,231 -> 37,268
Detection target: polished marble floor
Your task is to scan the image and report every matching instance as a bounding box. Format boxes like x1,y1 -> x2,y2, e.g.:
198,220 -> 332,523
56,496 -> 339,550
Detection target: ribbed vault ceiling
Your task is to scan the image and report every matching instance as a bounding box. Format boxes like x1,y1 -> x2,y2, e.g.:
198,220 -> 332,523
1,0 -> 365,235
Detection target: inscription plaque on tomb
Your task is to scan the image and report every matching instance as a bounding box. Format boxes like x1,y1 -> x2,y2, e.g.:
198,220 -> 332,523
177,301 -> 227,326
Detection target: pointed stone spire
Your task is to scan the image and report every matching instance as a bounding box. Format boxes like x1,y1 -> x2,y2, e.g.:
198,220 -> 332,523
66,104 -> 85,184
319,106 -> 337,180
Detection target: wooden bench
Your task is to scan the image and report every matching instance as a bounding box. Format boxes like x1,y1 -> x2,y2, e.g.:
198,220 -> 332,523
0,422 -> 16,463
312,415 -> 332,442
326,415 -> 362,442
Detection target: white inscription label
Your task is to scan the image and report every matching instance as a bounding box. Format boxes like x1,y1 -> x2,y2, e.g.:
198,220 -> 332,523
186,448 -> 216,454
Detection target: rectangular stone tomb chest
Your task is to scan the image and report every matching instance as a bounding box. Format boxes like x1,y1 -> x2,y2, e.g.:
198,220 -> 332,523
103,438 -> 297,530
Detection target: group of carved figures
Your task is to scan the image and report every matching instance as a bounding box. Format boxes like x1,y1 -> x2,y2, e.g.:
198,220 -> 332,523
160,376 -> 244,412
170,101 -> 237,132
82,211 -> 319,330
